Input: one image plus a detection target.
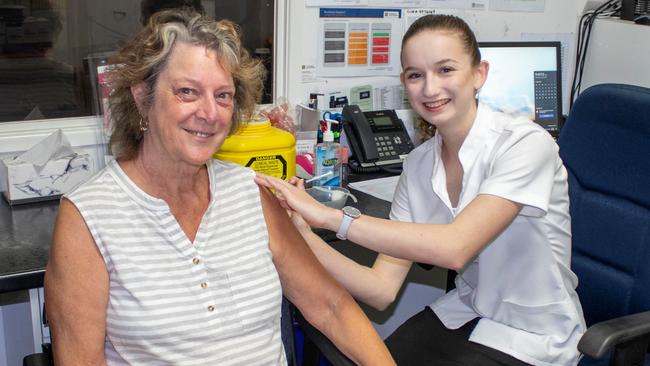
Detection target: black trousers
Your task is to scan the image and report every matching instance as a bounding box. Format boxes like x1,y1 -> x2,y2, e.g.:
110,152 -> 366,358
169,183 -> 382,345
385,307 -> 532,366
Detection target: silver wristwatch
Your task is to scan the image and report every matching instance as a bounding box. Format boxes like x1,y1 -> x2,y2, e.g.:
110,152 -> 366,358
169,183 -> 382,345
336,206 -> 361,240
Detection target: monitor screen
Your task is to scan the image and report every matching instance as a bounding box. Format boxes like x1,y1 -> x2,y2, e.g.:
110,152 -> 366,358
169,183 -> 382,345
478,41 -> 562,134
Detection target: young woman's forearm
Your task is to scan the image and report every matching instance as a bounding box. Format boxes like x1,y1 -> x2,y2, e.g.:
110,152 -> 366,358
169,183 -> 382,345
254,174 -> 520,272
315,207 -> 458,268
318,195 -> 521,271
301,230 -> 400,310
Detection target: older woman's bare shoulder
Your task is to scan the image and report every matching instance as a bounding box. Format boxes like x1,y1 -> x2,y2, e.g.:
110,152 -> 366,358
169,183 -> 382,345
51,197 -> 95,250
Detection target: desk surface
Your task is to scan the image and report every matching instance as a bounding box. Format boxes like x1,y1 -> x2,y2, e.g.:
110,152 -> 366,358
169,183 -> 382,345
0,198 -> 58,293
0,179 -> 393,294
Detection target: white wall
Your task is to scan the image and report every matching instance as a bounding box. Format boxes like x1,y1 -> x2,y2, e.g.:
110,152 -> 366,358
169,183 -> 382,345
276,0 -> 589,111
0,292 -> 34,366
0,307 -> 5,366
580,17 -> 650,90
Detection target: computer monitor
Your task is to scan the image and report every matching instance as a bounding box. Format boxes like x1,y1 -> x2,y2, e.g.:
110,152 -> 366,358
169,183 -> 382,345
478,41 -> 563,135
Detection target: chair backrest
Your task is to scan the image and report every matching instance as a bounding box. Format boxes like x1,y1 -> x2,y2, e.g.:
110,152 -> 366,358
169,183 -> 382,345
558,83 -> 650,327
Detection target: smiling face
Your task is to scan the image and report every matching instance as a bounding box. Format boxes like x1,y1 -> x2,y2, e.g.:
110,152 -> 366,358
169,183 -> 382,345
133,42 -> 235,169
401,30 -> 487,133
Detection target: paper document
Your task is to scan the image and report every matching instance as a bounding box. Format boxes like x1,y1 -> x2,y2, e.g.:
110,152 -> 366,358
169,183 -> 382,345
348,175 -> 400,202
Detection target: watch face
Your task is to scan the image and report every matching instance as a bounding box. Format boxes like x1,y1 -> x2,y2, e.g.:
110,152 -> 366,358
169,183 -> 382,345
342,206 -> 361,218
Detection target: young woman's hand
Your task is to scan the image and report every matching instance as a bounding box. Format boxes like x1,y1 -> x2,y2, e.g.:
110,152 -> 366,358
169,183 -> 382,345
254,173 -> 338,230
281,177 -> 312,235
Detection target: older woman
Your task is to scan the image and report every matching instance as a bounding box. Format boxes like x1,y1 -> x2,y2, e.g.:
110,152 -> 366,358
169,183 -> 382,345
44,10 -> 394,365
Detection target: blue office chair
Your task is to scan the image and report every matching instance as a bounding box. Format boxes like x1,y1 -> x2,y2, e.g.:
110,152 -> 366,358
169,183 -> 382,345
558,83 -> 650,366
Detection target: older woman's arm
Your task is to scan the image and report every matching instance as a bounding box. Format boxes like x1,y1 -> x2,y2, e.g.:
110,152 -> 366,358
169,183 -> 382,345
259,187 -> 395,366
44,198 -> 108,365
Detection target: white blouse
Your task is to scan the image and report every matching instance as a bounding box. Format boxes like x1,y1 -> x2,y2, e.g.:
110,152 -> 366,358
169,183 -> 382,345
390,103 -> 586,366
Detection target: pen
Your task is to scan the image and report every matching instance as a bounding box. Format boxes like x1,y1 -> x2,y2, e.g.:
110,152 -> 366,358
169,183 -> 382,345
305,171 -> 333,183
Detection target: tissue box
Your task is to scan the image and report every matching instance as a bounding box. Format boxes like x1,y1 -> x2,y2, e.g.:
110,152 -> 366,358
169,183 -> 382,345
1,152 -> 94,205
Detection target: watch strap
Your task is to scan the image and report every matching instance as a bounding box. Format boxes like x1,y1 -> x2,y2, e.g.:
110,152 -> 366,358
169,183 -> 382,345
336,213 -> 354,240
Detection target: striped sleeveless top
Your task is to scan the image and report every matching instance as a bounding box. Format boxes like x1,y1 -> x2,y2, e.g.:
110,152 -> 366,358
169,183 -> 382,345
65,159 -> 285,365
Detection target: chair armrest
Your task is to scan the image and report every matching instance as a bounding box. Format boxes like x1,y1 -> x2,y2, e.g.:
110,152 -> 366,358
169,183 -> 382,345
578,310 -> 650,358
23,353 -> 51,366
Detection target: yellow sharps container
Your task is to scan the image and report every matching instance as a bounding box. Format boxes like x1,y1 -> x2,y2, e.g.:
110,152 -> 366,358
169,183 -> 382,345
215,116 -> 296,180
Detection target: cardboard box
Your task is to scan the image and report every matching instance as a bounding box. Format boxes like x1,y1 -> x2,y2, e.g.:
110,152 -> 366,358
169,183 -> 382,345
1,152 -> 94,205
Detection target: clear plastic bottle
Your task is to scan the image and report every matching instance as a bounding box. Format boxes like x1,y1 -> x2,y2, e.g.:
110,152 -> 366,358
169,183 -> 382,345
338,145 -> 349,187
313,119 -> 341,187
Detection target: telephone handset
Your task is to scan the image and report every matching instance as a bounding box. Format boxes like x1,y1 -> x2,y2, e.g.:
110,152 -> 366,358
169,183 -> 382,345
342,105 -> 414,170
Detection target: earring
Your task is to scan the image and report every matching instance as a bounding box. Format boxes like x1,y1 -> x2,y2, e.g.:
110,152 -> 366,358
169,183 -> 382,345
139,116 -> 148,132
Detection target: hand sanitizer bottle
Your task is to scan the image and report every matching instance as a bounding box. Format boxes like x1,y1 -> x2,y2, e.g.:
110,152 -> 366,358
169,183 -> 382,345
313,119 -> 341,187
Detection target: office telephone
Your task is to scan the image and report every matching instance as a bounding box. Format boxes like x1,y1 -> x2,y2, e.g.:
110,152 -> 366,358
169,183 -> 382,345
342,105 -> 414,170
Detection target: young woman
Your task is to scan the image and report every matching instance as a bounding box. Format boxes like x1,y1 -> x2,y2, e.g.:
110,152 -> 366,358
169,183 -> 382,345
256,14 -> 586,366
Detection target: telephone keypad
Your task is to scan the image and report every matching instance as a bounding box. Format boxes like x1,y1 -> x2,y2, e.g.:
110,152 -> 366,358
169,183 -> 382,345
372,132 -> 413,161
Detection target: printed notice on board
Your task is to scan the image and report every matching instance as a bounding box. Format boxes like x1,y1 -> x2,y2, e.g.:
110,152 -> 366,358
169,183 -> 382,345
489,0 -> 545,12
426,0 -> 486,9
317,8 -> 403,77
405,8 -> 466,29
307,0 -> 486,8
321,80 -> 410,112
308,0 -> 427,6
306,0 -> 367,6
370,0 -> 427,7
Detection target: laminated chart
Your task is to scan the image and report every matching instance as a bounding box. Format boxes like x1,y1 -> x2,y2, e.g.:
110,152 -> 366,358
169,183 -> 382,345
371,23 -> 391,65
318,8 -> 402,77
348,23 -> 369,66
323,23 -> 347,67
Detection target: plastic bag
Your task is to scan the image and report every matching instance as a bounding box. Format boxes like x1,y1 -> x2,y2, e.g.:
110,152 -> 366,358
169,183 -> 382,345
259,98 -> 297,136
